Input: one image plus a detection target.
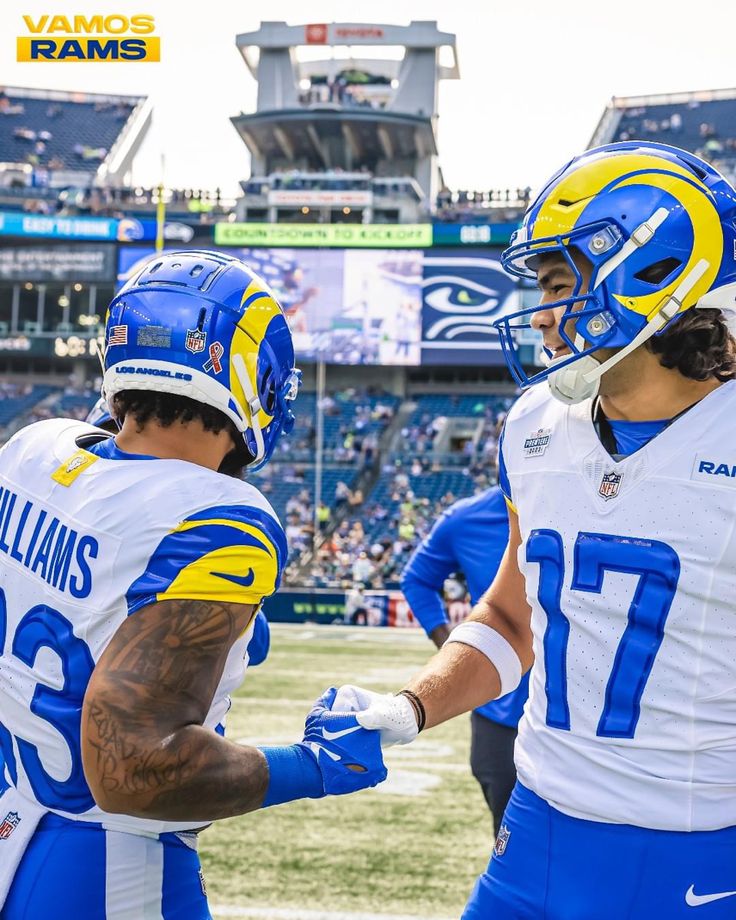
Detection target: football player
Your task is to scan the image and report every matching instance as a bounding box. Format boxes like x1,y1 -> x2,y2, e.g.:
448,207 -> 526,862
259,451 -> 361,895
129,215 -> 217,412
398,486 -> 529,835
331,142 -> 736,918
0,250 -> 385,919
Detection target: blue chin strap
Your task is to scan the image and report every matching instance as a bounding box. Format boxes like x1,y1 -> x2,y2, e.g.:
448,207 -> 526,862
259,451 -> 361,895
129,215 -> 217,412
494,294 -> 614,390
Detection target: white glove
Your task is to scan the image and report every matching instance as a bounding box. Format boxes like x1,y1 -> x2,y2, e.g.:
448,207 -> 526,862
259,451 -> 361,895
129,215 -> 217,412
332,684 -> 419,747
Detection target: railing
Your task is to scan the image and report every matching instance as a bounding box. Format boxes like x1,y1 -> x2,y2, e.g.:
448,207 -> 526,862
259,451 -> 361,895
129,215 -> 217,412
438,187 -> 531,209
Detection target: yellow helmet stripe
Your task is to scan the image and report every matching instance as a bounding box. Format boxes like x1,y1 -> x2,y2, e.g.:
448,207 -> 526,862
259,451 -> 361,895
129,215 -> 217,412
530,152 -> 710,242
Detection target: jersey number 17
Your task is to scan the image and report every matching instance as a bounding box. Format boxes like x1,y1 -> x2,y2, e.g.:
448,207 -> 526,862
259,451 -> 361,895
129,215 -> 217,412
527,530 -> 680,739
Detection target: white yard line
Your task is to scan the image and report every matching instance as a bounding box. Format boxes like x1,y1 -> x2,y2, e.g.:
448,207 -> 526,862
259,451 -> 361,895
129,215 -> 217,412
212,906 -> 453,920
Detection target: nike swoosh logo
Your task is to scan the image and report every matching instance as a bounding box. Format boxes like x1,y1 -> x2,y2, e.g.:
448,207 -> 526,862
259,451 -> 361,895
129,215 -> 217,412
211,568 -> 255,588
322,725 -> 361,741
307,742 -> 341,762
686,885 -> 736,907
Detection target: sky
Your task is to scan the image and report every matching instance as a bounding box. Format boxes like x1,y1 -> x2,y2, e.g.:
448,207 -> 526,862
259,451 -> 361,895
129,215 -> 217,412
1,0 -> 735,198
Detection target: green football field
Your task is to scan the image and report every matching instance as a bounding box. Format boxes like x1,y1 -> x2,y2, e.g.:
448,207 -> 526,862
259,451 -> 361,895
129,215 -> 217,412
200,624 -> 495,920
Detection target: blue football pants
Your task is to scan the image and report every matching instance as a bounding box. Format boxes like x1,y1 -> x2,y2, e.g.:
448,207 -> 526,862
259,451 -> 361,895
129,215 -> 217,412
463,782 -> 736,919
1,813 -> 212,919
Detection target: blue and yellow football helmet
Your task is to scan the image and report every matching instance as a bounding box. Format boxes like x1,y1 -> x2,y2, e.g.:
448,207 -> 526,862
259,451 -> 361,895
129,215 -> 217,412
102,250 -> 300,469
494,141 -> 736,403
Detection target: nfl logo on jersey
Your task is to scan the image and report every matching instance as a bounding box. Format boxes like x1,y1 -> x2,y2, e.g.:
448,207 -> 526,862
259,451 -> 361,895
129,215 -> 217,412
185,328 -> 206,354
493,824 -> 511,857
599,470 -> 622,501
0,811 -> 20,840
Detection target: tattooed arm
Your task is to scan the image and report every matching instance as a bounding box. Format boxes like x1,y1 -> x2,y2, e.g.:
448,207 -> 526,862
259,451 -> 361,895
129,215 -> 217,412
81,598 -> 270,822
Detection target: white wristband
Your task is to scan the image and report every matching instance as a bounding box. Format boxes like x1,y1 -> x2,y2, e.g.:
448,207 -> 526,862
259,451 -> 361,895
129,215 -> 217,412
445,622 -> 523,697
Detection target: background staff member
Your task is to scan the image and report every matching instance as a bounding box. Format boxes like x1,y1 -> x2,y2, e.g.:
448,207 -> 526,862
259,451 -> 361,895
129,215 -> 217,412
400,485 -> 529,834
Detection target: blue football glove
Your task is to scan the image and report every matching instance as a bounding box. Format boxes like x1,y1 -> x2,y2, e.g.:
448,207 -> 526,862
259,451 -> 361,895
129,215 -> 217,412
301,686 -> 387,795
247,610 -> 270,667
259,686 -> 387,807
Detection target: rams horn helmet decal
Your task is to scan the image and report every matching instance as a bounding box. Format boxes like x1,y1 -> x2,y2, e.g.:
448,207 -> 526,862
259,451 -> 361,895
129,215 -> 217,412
493,141 -> 736,403
102,250 -> 300,470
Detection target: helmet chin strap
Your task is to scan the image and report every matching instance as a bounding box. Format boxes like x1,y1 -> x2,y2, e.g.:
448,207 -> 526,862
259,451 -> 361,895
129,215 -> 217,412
547,348 -> 602,405
547,258 -> 711,405
232,353 -> 266,466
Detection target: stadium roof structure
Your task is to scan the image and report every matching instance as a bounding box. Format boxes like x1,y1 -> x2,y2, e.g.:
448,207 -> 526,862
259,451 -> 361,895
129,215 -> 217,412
231,21 -> 459,201
0,85 -> 152,187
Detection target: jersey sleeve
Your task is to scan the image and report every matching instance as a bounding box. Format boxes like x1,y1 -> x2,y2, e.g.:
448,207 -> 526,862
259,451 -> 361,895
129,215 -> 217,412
497,426 -> 517,514
126,504 -> 288,615
400,510 -> 459,634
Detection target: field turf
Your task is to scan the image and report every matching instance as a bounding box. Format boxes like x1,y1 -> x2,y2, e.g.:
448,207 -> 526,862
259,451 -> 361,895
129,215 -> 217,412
201,625 -> 494,920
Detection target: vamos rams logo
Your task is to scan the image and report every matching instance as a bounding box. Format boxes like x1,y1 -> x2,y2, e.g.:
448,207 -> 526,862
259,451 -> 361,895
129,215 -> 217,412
17,14 -> 159,62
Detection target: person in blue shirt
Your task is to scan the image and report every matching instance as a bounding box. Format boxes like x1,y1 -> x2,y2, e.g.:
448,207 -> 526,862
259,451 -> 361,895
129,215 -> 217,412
400,485 -> 530,834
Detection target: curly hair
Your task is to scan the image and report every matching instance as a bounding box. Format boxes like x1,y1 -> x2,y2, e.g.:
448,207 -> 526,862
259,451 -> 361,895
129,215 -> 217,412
112,390 -> 234,433
647,308 -> 736,382
111,390 -> 252,473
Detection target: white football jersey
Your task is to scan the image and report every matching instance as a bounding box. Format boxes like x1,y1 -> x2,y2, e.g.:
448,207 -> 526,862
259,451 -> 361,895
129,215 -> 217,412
0,419 -> 286,835
500,380 -> 736,831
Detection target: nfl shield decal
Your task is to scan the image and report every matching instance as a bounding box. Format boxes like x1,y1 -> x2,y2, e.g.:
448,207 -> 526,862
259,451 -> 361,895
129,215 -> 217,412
185,328 -> 207,354
493,824 -> 511,857
0,811 -> 20,840
599,470 -> 623,501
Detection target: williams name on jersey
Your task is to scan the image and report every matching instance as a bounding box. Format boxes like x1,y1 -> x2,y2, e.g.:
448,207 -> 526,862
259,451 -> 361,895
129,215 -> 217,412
0,418 -> 286,836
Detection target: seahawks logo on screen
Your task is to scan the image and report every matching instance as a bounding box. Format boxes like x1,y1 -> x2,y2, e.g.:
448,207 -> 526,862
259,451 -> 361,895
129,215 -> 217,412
421,251 -> 520,361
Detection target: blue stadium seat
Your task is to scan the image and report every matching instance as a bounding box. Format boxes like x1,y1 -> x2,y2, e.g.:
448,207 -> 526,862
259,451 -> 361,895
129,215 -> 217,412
0,386 -> 56,427
0,92 -> 135,171
611,97 -> 736,176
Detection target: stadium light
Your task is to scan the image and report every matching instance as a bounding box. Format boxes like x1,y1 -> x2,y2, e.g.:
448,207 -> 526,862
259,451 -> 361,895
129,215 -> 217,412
78,314 -> 100,327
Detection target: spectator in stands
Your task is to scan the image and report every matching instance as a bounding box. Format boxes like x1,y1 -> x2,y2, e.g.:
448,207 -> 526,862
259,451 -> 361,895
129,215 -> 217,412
13,127 -> 36,141
361,431 -> 379,467
0,93 -> 25,116
348,487 -> 363,508
335,480 -> 351,508
352,552 -> 374,584
316,501 -> 331,531
393,464 -> 409,491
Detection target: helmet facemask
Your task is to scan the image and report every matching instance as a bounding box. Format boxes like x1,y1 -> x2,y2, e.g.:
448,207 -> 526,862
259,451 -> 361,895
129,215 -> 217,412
496,222 -> 626,401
